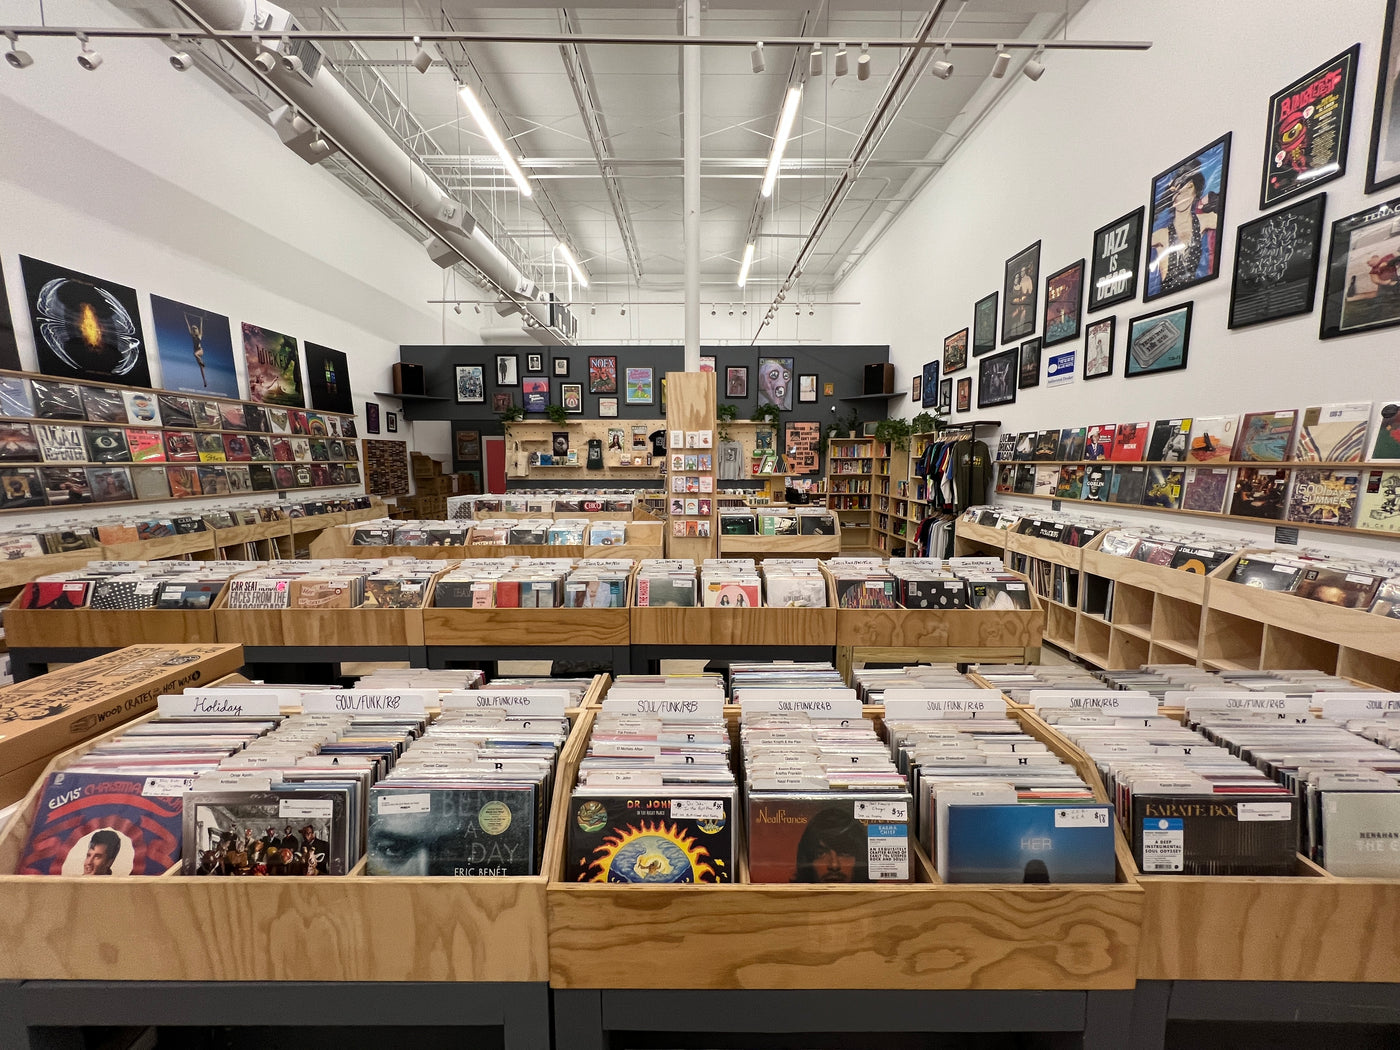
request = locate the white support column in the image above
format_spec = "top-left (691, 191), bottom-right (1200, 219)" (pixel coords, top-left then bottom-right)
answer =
top-left (682, 0), bottom-right (701, 370)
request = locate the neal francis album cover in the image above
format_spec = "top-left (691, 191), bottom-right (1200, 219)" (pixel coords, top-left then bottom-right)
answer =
top-left (747, 795), bottom-right (912, 884)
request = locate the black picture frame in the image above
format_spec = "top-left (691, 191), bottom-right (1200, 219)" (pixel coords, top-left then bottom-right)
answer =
top-left (495, 354), bottom-right (519, 387)
top-left (972, 292), bottom-right (998, 355)
top-left (1089, 207), bottom-right (1144, 312)
top-left (938, 378), bottom-right (952, 413)
top-left (943, 327), bottom-right (968, 373)
top-left (798, 374), bottom-right (818, 403)
top-left (912, 375), bottom-right (922, 401)
top-left (1083, 316), bottom-right (1116, 380)
top-left (1145, 133), bottom-right (1232, 301)
top-left (1018, 338), bottom-right (1042, 389)
top-left (1228, 191), bottom-right (1328, 329)
top-left (1125, 301), bottom-right (1193, 378)
top-left (561, 382), bottom-right (583, 414)
top-left (1001, 241), bottom-right (1041, 343)
top-left (553, 357), bottom-right (570, 377)
top-left (977, 348), bottom-right (1018, 408)
top-left (725, 365), bottom-right (748, 399)
top-left (365, 402), bottom-right (380, 434)
top-left (526, 353), bottom-right (544, 375)
top-left (454, 364), bottom-right (485, 404)
top-left (1320, 194), bottom-right (1400, 338)
top-left (921, 361), bottom-right (939, 408)
top-left (1369, 2), bottom-right (1400, 193)
top-left (956, 377), bottom-right (972, 412)
top-left (386, 410), bottom-right (398, 433)
top-left (1042, 259), bottom-right (1085, 347)
top-left (1261, 45), bottom-right (1359, 209)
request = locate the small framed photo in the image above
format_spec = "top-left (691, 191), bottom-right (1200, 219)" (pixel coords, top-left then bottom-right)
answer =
top-left (1126, 301), bottom-right (1193, 377)
top-left (956, 377), bottom-right (972, 412)
top-left (1083, 316), bottom-right (1116, 380)
top-left (921, 361), bottom-right (939, 408)
top-left (943, 327), bottom-right (968, 374)
top-left (939, 378), bottom-right (952, 413)
top-left (823, 382), bottom-right (834, 397)
top-left (972, 292), bottom-right (998, 355)
top-left (977, 347), bottom-right (1018, 408)
top-left (365, 402), bottom-right (380, 434)
top-left (526, 353), bottom-right (544, 374)
top-left (495, 354), bottom-right (519, 387)
top-left (1042, 259), bottom-right (1084, 347)
top-left (1018, 337), bottom-right (1042, 389)
top-left (588, 356), bottom-right (617, 393)
top-left (798, 374), bottom-right (818, 403)
top-left (386, 411), bottom-right (398, 433)
top-left (598, 396), bottom-right (618, 418)
top-left (492, 392), bottom-right (513, 414)
top-left (912, 375), bottom-right (922, 402)
top-left (553, 357), bottom-right (570, 377)
top-left (561, 382), bottom-right (583, 414)
top-left (455, 364), bottom-right (484, 404)
top-left (699, 356), bottom-right (716, 373)
top-left (626, 366), bottom-right (654, 405)
top-left (725, 365), bottom-right (748, 399)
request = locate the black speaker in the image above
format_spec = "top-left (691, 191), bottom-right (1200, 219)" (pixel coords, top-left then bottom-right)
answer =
top-left (863, 362), bottom-right (894, 395)
top-left (393, 362), bottom-right (425, 397)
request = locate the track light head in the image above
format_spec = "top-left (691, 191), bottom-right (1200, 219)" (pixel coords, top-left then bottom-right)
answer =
top-left (5, 31), bottom-right (33, 69)
top-left (809, 45), bottom-right (822, 78)
top-left (307, 132), bottom-right (328, 156)
top-left (620, 306), bottom-right (626, 316)
top-left (857, 43), bottom-right (870, 82)
top-left (711, 306), bottom-right (716, 316)
top-left (930, 46), bottom-right (953, 79)
top-left (253, 48), bottom-right (277, 73)
top-left (1022, 49), bottom-right (1045, 81)
top-left (991, 48), bottom-right (1011, 78)
top-left (76, 35), bottom-right (102, 71)
top-left (474, 304), bottom-right (482, 315)
top-left (751, 42), bottom-right (765, 74)
top-left (280, 51), bottom-right (303, 75)
top-left (834, 43), bottom-right (848, 78)
top-left (729, 306), bottom-right (735, 316)
top-left (410, 36), bottom-right (433, 73)
top-left (453, 303), bottom-right (462, 315)
top-left (170, 50), bottom-right (193, 71)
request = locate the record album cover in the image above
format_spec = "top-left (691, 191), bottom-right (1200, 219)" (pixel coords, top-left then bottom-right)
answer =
top-left (1295, 402), bottom-right (1369, 463)
top-left (0, 466), bottom-right (46, 508)
top-left (40, 466), bottom-right (91, 504)
top-left (86, 465), bottom-right (133, 503)
top-left (20, 256), bottom-right (152, 387)
top-left (368, 786), bottom-right (538, 876)
top-left (30, 380), bottom-right (84, 420)
top-left (0, 422), bottom-right (40, 462)
top-left (1230, 467), bottom-right (1289, 519)
top-left (1235, 410), bottom-right (1297, 462)
top-left (748, 795), bottom-right (912, 883)
top-left (242, 323), bottom-right (305, 407)
top-left (1286, 469), bottom-right (1360, 527)
top-left (150, 294), bottom-right (240, 399)
top-left (0, 377), bottom-right (33, 418)
top-left (1142, 466), bottom-right (1186, 508)
top-left (18, 772), bottom-right (184, 876)
top-left (1358, 468), bottom-right (1400, 533)
top-left (1181, 467), bottom-right (1231, 513)
top-left (566, 793), bottom-right (733, 883)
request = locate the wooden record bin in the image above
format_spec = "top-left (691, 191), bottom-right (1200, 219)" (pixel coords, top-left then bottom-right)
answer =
top-left (422, 572), bottom-right (634, 649)
top-left (0, 689), bottom-right (599, 983)
top-left (1015, 708), bottom-right (1400, 983)
top-left (546, 704), bottom-right (1142, 992)
top-left (310, 520), bottom-right (665, 563)
top-left (715, 518), bottom-right (843, 559)
top-left (7, 585), bottom-right (221, 648)
top-left (629, 597), bottom-right (836, 648)
top-left (278, 569), bottom-right (449, 648)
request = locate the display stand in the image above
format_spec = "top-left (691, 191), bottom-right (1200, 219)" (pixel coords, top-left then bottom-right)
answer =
top-left (715, 520), bottom-right (842, 560)
top-left (664, 371), bottom-right (717, 560)
top-left (310, 520), bottom-right (665, 562)
top-left (627, 605), bottom-right (837, 673)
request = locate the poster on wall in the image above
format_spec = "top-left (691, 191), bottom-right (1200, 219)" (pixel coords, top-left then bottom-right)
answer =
top-left (625, 367), bottom-right (653, 405)
top-left (938, 378), bottom-right (952, 413)
top-left (1320, 195), bottom-right (1400, 338)
top-left (1369, 2), bottom-right (1400, 192)
top-left (523, 377), bottom-right (549, 413)
top-left (1261, 45), bottom-right (1359, 208)
top-left (0, 264), bottom-right (23, 371)
top-left (1145, 133), bottom-right (1231, 301)
top-left (956, 377), bottom-right (972, 412)
top-left (1083, 317), bottom-right (1115, 380)
top-left (1228, 192), bottom-right (1327, 329)
top-left (784, 421), bottom-right (819, 474)
top-left (755, 357), bottom-right (793, 411)
top-left (304, 342), bottom-right (353, 415)
top-left (1001, 242), bottom-right (1040, 343)
top-left (972, 293), bottom-right (998, 355)
top-left (588, 355), bottom-right (617, 393)
top-left (150, 295), bottom-right (239, 399)
top-left (942, 328), bottom-right (968, 374)
top-left (1126, 302), bottom-right (1193, 377)
top-left (20, 256), bottom-right (151, 387)
top-left (1088, 208), bottom-right (1144, 312)
top-left (455, 365), bottom-right (485, 403)
top-left (242, 323), bottom-right (305, 407)
top-left (1042, 260), bottom-right (1084, 347)
top-left (977, 348), bottom-right (1017, 408)
top-left (921, 361), bottom-right (939, 408)
top-left (1046, 348), bottom-right (1076, 387)
top-left (1018, 338), bottom-right (1042, 389)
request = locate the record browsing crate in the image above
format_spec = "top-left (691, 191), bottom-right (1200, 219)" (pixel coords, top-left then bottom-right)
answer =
top-left (545, 703), bottom-right (1143, 991)
top-left (1014, 707), bottom-right (1400, 983)
top-left (0, 645), bottom-right (245, 807)
top-left (951, 518), bottom-right (1015, 560)
top-left (6, 588), bottom-right (223, 649)
top-left (0, 682), bottom-right (603, 983)
top-left (715, 518), bottom-right (843, 559)
top-left (628, 592), bottom-right (837, 648)
top-left (421, 569), bottom-right (635, 648)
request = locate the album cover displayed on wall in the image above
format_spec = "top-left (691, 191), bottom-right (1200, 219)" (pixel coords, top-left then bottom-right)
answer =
top-left (31, 380), bottom-right (84, 420)
top-left (84, 427), bottom-right (130, 463)
top-left (304, 342), bottom-right (353, 415)
top-left (19, 256), bottom-right (152, 387)
top-left (242, 323), bottom-right (305, 407)
top-left (1109, 421), bottom-right (1149, 461)
top-left (0, 466), bottom-right (46, 509)
top-left (1295, 402), bottom-right (1369, 462)
top-left (18, 772), bottom-right (185, 876)
top-left (1142, 466), bottom-right (1186, 508)
top-left (150, 294), bottom-right (240, 399)
top-left (1083, 425), bottom-right (1116, 460)
top-left (1146, 418), bottom-right (1192, 462)
top-left (167, 465), bottom-right (201, 498)
top-left (0, 422), bottom-right (40, 462)
top-left (1230, 467), bottom-right (1289, 519)
top-left (1110, 464), bottom-right (1149, 505)
top-left (0, 377), bottom-right (33, 418)
top-left (1186, 415), bottom-right (1239, 462)
top-left (130, 465), bottom-right (172, 501)
top-left (87, 465), bottom-right (133, 503)
top-left (157, 395), bottom-right (196, 429)
top-left (1181, 467), bottom-right (1231, 513)
top-left (40, 466), bottom-right (91, 505)
top-left (1358, 468), bottom-right (1400, 533)
top-left (1081, 464), bottom-right (1113, 501)
top-left (1235, 410), bottom-right (1297, 461)
top-left (126, 429), bottom-right (165, 463)
top-left (79, 386), bottom-right (127, 424)
top-left (1287, 469), bottom-right (1360, 527)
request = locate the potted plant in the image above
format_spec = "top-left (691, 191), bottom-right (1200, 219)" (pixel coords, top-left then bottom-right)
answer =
top-left (546, 403), bottom-right (569, 425)
top-left (497, 403), bottom-right (525, 424)
top-left (750, 402), bottom-right (781, 426)
top-left (716, 403), bottom-right (738, 442)
top-left (874, 417), bottom-right (913, 451)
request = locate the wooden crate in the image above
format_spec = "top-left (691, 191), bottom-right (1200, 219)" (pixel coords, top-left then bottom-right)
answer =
top-left (424, 606), bottom-right (631, 648)
top-left (99, 531), bottom-right (217, 561)
top-left (0, 550), bottom-right (101, 590)
top-left (0, 701), bottom-right (593, 982)
top-left (212, 584), bottom-right (286, 648)
top-left (716, 526), bottom-right (843, 559)
top-left (630, 605), bottom-right (836, 647)
top-left (5, 605), bottom-right (220, 648)
top-left (1209, 572), bottom-right (1400, 662)
top-left (546, 708), bottom-right (1142, 990)
top-left (1080, 547), bottom-right (1208, 605)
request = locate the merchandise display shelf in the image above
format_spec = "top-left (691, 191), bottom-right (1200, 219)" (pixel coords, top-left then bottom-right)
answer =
top-left (546, 707), bottom-right (1143, 991)
top-left (1002, 530), bottom-right (1085, 568)
top-left (952, 519), bottom-right (1014, 560)
top-left (0, 702), bottom-right (594, 984)
top-left (715, 525), bottom-right (842, 559)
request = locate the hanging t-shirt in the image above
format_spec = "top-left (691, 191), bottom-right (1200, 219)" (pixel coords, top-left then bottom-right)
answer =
top-left (717, 440), bottom-right (745, 481)
top-left (586, 438), bottom-right (603, 469)
top-left (649, 429), bottom-right (667, 458)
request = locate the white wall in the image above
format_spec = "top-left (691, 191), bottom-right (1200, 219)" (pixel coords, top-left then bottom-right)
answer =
top-left (0, 8), bottom-right (484, 528)
top-left (576, 302), bottom-right (833, 345)
top-left (834, 0), bottom-right (1397, 554)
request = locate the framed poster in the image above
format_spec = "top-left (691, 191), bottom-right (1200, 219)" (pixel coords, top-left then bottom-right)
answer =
top-left (1146, 133), bottom-right (1231, 301)
top-left (972, 292), bottom-right (998, 355)
top-left (1088, 208), bottom-right (1144, 312)
top-left (561, 382), bottom-right (583, 414)
top-left (699, 355), bottom-right (716, 373)
top-left (19, 256), bottom-right (152, 387)
top-left (553, 357), bottom-right (570, 377)
top-left (756, 357), bottom-right (793, 411)
top-left (943, 327), bottom-right (968, 373)
top-left (304, 342), bottom-right (353, 414)
top-left (366, 402), bottom-right (380, 434)
top-left (1262, 45), bottom-right (1359, 208)
top-left (939, 378), bottom-right (952, 413)
top-left (1001, 241), bottom-right (1041, 343)
top-left (625, 367), bottom-right (654, 405)
top-left (921, 361), bottom-right (939, 408)
top-left (1018, 337), bottom-right (1042, 389)
top-left (1229, 191), bottom-right (1328, 329)
top-left (598, 396), bottom-right (618, 417)
top-left (1042, 260), bottom-right (1084, 347)
top-left (726, 366), bottom-right (748, 399)
top-left (1320, 194), bottom-right (1400, 338)
top-left (978, 348), bottom-right (1017, 408)
top-left (492, 392), bottom-right (513, 414)
top-left (1369, 3), bottom-right (1400, 192)
top-left (798, 374), bottom-right (818, 403)
top-left (386, 411), bottom-right (398, 433)
top-left (495, 354), bottom-right (519, 387)
top-left (1126, 301), bottom-right (1193, 377)
top-left (956, 377), bottom-right (972, 413)
top-left (526, 353), bottom-right (544, 374)
top-left (455, 429), bottom-right (481, 461)
top-left (823, 382), bottom-right (834, 396)
top-left (455, 364), bottom-right (485, 403)
top-left (912, 375), bottom-right (922, 402)
top-left (1046, 347), bottom-right (1076, 386)
top-left (0, 263), bottom-right (19, 371)
top-left (588, 355), bottom-right (617, 393)
top-left (241, 322), bottom-right (305, 407)
top-left (150, 295), bottom-right (239, 399)
top-left (523, 377), bottom-right (549, 413)
top-left (1083, 316), bottom-right (1116, 380)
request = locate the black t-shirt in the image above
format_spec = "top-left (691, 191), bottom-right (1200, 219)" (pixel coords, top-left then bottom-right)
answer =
top-left (586, 438), bottom-right (603, 469)
top-left (649, 429), bottom-right (667, 457)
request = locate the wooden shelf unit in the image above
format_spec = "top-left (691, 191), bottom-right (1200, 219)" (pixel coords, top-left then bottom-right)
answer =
top-left (825, 437), bottom-right (875, 549)
top-left (870, 440), bottom-right (911, 555)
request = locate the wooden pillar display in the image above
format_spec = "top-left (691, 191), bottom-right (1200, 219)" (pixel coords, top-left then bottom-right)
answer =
top-left (663, 371), bottom-right (718, 560)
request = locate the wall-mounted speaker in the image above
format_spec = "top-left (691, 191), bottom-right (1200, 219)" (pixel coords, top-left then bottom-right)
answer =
top-left (863, 362), bottom-right (894, 396)
top-left (393, 362), bottom-right (426, 397)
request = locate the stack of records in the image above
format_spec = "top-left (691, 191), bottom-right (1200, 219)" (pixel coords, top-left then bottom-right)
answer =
top-left (760, 559), bottom-right (827, 608)
top-left (719, 511), bottom-right (756, 535)
top-left (562, 565), bottom-right (631, 608)
top-left (848, 665), bottom-right (979, 704)
top-left (827, 557), bottom-right (898, 609)
top-left (729, 661), bottom-right (847, 703)
top-left (548, 519), bottom-right (588, 545)
top-left (888, 557), bottom-right (965, 609)
top-left (634, 559), bottom-right (698, 607)
top-left (588, 522), bottom-right (627, 545)
top-left (700, 558), bottom-right (762, 608)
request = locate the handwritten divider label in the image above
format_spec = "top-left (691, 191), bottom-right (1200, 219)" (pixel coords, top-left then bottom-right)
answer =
top-left (1178, 693), bottom-right (1309, 716)
top-left (299, 690), bottom-right (433, 715)
top-left (883, 689), bottom-right (1005, 719)
top-left (739, 697), bottom-right (865, 721)
top-left (1318, 693), bottom-right (1400, 719)
top-left (158, 691), bottom-right (283, 718)
top-left (601, 696), bottom-right (725, 720)
top-left (1029, 690), bottom-right (1157, 716)
top-left (443, 690), bottom-right (569, 717)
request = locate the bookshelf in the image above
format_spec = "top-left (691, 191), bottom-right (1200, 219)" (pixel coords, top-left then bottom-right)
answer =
top-left (824, 437), bottom-right (874, 550)
top-left (870, 439), bottom-right (910, 555)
